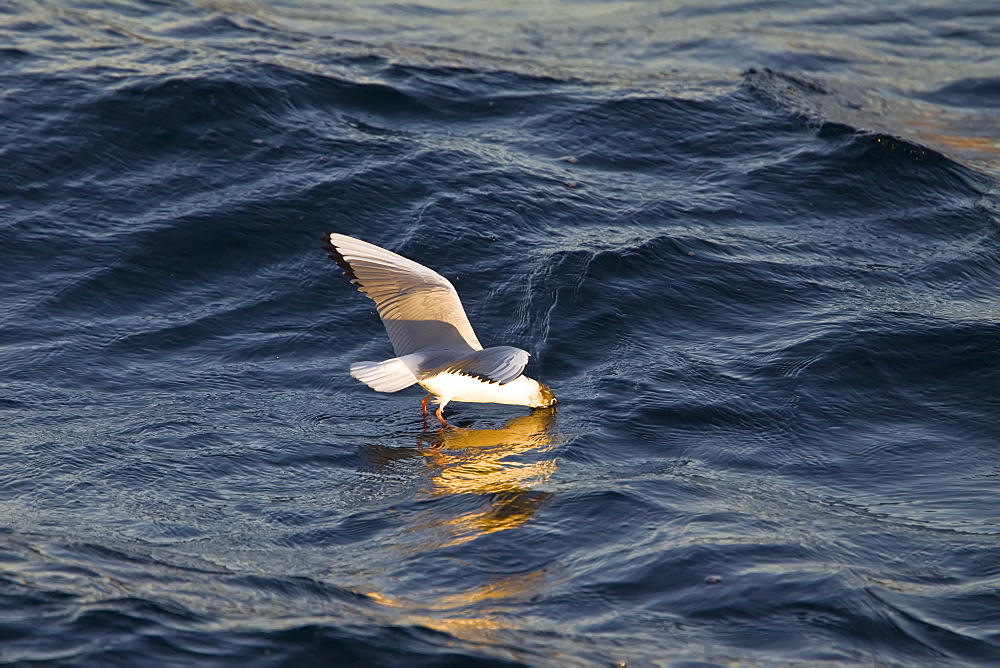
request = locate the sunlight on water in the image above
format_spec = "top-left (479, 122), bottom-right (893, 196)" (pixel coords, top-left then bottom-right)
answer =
top-left (351, 411), bottom-right (564, 648)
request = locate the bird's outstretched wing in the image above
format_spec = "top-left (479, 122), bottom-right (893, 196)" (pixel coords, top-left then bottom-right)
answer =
top-left (323, 233), bottom-right (483, 356)
top-left (422, 346), bottom-right (530, 385)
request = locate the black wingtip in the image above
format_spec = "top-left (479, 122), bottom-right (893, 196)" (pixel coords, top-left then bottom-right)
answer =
top-left (320, 232), bottom-right (359, 282)
top-left (469, 372), bottom-right (503, 385)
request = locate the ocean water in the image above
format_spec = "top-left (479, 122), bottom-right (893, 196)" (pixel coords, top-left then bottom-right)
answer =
top-left (1, 0), bottom-right (999, 664)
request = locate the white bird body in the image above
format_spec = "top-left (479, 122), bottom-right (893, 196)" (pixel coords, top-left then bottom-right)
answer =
top-left (322, 233), bottom-right (556, 424)
top-left (419, 372), bottom-right (551, 408)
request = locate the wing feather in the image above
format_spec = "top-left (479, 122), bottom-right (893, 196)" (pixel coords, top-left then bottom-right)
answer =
top-left (323, 233), bottom-right (483, 356)
top-left (423, 346), bottom-right (530, 385)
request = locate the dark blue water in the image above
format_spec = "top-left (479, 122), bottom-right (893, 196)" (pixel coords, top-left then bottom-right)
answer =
top-left (2, 1), bottom-right (999, 664)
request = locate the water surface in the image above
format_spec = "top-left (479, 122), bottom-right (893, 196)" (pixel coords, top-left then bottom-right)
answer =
top-left (1, 0), bottom-right (999, 664)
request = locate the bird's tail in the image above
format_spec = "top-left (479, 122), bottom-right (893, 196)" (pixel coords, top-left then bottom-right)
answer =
top-left (350, 356), bottom-right (420, 393)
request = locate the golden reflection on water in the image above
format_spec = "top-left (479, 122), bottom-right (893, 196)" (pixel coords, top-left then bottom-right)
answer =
top-left (415, 410), bottom-right (561, 547)
top-left (364, 568), bottom-right (551, 641)
top-left (362, 409), bottom-right (565, 644)
top-left (895, 108), bottom-right (1000, 177)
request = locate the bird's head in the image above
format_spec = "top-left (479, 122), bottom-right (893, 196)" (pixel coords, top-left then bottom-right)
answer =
top-left (529, 381), bottom-right (557, 409)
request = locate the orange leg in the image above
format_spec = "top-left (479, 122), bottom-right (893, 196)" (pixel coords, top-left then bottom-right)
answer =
top-left (434, 404), bottom-right (450, 426)
top-left (421, 394), bottom-right (432, 417)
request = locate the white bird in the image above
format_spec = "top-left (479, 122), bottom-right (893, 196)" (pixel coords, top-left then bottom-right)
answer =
top-left (322, 233), bottom-right (556, 425)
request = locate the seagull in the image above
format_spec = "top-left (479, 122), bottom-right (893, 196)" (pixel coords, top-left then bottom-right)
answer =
top-left (322, 233), bottom-right (556, 425)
